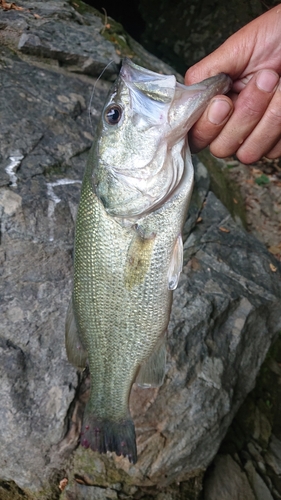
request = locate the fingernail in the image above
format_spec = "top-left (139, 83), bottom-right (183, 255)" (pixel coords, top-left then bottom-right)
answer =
top-left (207, 99), bottom-right (232, 125)
top-left (256, 70), bottom-right (279, 92)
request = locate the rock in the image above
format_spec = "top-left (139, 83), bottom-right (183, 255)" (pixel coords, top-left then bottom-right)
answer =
top-left (0, 0), bottom-right (182, 81)
top-left (252, 407), bottom-right (272, 447)
top-left (203, 455), bottom-right (256, 500)
top-left (247, 441), bottom-right (263, 465)
top-left (138, 0), bottom-right (264, 72)
top-left (265, 435), bottom-right (281, 476)
top-left (65, 484), bottom-right (118, 500)
top-left (0, 1), bottom-right (281, 498)
top-left (244, 460), bottom-right (274, 500)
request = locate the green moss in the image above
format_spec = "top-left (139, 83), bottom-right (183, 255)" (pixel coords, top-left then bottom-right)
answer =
top-left (66, 447), bottom-right (134, 489)
top-left (255, 174), bottom-right (270, 186)
top-left (69, 0), bottom-right (134, 57)
top-left (198, 149), bottom-right (247, 227)
top-left (0, 481), bottom-right (34, 500)
top-left (0, 481), bottom-right (62, 500)
top-left (103, 29), bottom-right (132, 53)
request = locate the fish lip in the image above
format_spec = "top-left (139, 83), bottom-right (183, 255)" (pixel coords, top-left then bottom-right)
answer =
top-left (120, 58), bottom-right (144, 84)
top-left (120, 57), bottom-right (176, 86)
top-left (120, 57), bottom-right (154, 82)
top-left (216, 72), bottom-right (232, 94)
top-left (206, 72), bottom-right (232, 94)
top-left (121, 58), bottom-right (232, 96)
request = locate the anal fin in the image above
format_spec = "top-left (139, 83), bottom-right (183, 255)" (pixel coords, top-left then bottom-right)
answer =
top-left (65, 297), bottom-right (88, 369)
top-left (136, 339), bottom-right (166, 388)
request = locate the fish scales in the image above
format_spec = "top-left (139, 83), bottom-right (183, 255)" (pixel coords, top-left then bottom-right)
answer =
top-left (66, 58), bottom-right (231, 463)
top-left (73, 170), bottom-right (180, 411)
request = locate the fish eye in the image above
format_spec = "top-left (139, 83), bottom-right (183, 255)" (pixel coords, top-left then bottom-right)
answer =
top-left (104, 105), bottom-right (122, 125)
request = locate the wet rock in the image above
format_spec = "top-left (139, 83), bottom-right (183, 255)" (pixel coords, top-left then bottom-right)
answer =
top-left (0, 1), bottom-right (281, 498)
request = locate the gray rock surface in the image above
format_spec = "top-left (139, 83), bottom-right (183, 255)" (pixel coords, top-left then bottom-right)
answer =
top-left (265, 435), bottom-right (281, 476)
top-left (204, 454), bottom-right (256, 500)
top-left (245, 460), bottom-right (274, 500)
top-left (0, 1), bottom-right (281, 499)
top-left (203, 335), bottom-right (281, 500)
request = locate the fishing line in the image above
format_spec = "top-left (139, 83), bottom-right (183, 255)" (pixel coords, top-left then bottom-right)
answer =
top-left (88, 60), bottom-right (116, 131)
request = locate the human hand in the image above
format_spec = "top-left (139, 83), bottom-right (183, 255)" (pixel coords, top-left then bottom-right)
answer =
top-left (185, 5), bottom-right (281, 163)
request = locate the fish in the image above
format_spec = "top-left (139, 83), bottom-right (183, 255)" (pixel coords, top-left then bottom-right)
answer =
top-left (65, 58), bottom-right (231, 464)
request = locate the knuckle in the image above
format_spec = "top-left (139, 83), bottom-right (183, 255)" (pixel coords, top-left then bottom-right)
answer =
top-left (210, 139), bottom-right (236, 158)
top-left (190, 128), bottom-right (206, 144)
top-left (266, 142), bottom-right (281, 159)
top-left (189, 126), bottom-right (210, 151)
top-left (242, 99), bottom-right (262, 118)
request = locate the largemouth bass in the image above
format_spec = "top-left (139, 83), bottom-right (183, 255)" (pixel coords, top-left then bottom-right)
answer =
top-left (65, 59), bottom-right (231, 463)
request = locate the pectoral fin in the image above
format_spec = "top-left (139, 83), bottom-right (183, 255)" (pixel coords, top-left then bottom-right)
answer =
top-left (136, 339), bottom-right (166, 388)
top-left (167, 234), bottom-right (183, 290)
top-left (65, 298), bottom-right (88, 369)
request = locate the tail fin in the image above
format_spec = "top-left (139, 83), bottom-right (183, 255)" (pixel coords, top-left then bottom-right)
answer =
top-left (80, 410), bottom-right (137, 464)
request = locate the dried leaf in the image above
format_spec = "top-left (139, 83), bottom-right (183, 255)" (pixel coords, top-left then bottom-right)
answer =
top-left (59, 478), bottom-right (68, 491)
top-left (196, 216), bottom-right (203, 223)
top-left (270, 263), bottom-right (277, 272)
top-left (268, 246), bottom-right (281, 255)
top-left (0, 0), bottom-right (24, 10)
top-left (33, 13), bottom-right (41, 18)
top-left (191, 257), bottom-right (201, 271)
top-left (233, 198), bottom-right (238, 204)
top-left (219, 227), bottom-right (230, 233)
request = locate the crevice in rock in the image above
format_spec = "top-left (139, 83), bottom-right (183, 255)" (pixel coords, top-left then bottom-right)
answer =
top-left (53, 369), bottom-right (90, 460)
